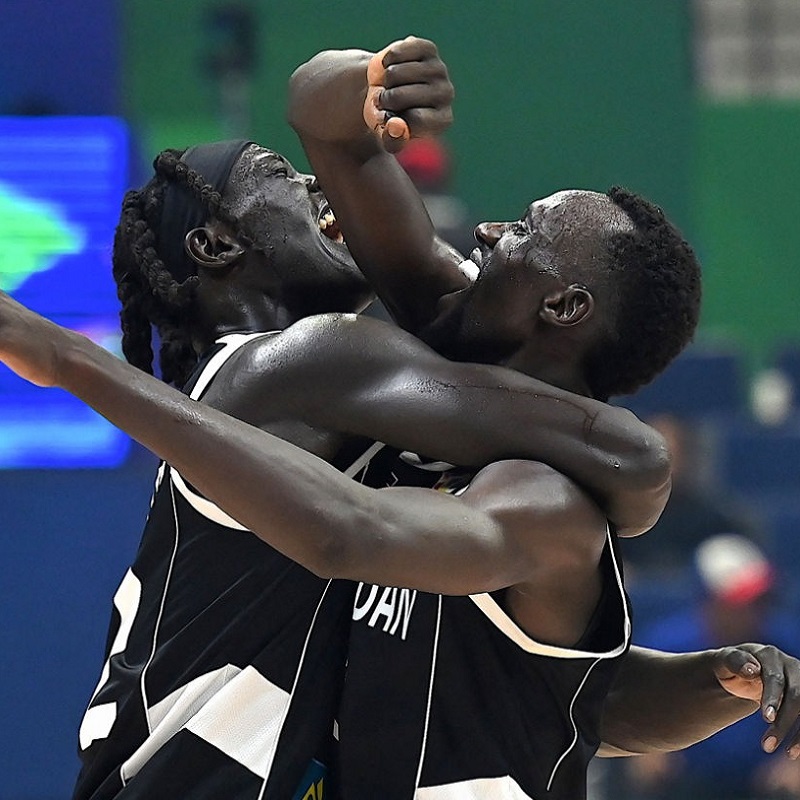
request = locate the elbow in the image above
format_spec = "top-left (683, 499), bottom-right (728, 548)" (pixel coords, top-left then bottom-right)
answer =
top-left (604, 412), bottom-right (673, 538)
top-left (286, 58), bottom-right (318, 133)
top-left (617, 412), bottom-right (673, 493)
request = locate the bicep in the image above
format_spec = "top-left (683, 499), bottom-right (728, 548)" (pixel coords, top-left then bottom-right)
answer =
top-left (338, 461), bottom-right (606, 596)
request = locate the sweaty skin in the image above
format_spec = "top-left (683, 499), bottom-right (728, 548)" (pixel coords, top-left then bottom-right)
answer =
top-left (288, 40), bottom-right (670, 535)
top-left (0, 289), bottom-right (799, 756)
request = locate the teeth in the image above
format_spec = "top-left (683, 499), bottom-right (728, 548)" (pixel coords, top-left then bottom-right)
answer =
top-left (319, 211), bottom-right (336, 230)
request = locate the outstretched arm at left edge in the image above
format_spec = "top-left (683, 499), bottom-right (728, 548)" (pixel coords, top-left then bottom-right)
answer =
top-left (598, 645), bottom-right (800, 758)
top-left (0, 292), bottom-right (600, 598)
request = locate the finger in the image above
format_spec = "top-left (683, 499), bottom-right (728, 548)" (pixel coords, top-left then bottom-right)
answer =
top-left (381, 116), bottom-right (410, 153)
top-left (716, 645), bottom-right (762, 683)
top-left (767, 655), bottom-right (800, 753)
top-left (755, 647), bottom-right (787, 726)
top-left (381, 59), bottom-right (450, 91)
top-left (366, 40), bottom-right (407, 86)
top-left (399, 106), bottom-right (453, 139)
top-left (381, 82), bottom-right (454, 115)
top-left (381, 36), bottom-right (439, 68)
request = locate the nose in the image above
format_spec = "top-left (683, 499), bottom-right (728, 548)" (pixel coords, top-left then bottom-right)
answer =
top-left (474, 222), bottom-right (506, 246)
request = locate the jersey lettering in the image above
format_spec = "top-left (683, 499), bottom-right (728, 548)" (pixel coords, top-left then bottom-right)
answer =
top-left (352, 583), bottom-right (417, 640)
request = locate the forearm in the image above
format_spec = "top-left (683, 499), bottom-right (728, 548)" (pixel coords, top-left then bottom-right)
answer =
top-left (288, 48), bottom-right (466, 332)
top-left (48, 332), bottom-right (376, 573)
top-left (598, 646), bottom-right (757, 756)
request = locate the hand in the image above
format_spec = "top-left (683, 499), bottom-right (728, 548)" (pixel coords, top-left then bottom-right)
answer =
top-left (0, 290), bottom-right (64, 388)
top-left (362, 36), bottom-right (454, 154)
top-left (713, 644), bottom-right (800, 757)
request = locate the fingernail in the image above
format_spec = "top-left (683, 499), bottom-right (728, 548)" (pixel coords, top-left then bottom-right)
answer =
top-left (765, 736), bottom-right (778, 752)
top-left (766, 706), bottom-right (777, 723)
top-left (790, 746), bottom-right (800, 760)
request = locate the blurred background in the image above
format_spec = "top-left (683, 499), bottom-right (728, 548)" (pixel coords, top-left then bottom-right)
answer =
top-left (3, 0), bottom-right (800, 797)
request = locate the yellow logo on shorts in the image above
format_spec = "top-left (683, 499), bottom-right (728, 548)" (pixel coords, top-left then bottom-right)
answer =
top-left (300, 778), bottom-right (324, 800)
top-left (293, 759), bottom-right (327, 800)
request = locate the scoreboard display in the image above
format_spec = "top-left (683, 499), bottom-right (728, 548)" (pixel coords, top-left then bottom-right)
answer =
top-left (0, 116), bottom-right (131, 467)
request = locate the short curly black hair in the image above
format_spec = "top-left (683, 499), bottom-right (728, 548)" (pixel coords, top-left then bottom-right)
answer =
top-left (581, 186), bottom-right (702, 401)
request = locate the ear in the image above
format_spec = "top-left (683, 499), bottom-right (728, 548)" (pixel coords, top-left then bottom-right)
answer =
top-left (184, 224), bottom-right (246, 270)
top-left (539, 284), bottom-right (595, 327)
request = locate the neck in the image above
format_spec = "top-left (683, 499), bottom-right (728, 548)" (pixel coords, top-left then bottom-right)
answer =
top-left (504, 343), bottom-right (592, 397)
top-left (192, 293), bottom-right (296, 353)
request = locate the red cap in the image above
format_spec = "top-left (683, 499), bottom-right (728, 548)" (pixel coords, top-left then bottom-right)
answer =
top-left (396, 138), bottom-right (450, 188)
top-left (695, 534), bottom-right (774, 606)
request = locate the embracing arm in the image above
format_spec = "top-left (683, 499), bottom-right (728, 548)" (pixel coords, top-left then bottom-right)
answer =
top-left (288, 42), bottom-right (670, 535)
top-left (222, 314), bottom-right (670, 536)
top-left (598, 644), bottom-right (800, 757)
top-left (0, 295), bottom-right (602, 598)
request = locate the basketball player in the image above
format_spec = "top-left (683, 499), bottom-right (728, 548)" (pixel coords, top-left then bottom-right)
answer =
top-left (16, 43), bottom-right (671, 800)
top-left (1, 36), bottom-right (795, 800)
top-left (285, 38), bottom-right (800, 797)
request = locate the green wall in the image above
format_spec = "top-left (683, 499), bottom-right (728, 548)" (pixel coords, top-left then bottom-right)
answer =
top-left (125, 0), bottom-right (800, 364)
top-left (124, 0), bottom-right (693, 224)
top-left (693, 103), bottom-right (800, 365)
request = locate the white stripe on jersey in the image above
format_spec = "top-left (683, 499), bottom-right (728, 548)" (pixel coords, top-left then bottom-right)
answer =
top-left (189, 332), bottom-right (277, 401)
top-left (413, 595), bottom-right (442, 793)
top-left (185, 665), bottom-right (292, 780)
top-left (546, 658), bottom-right (602, 792)
top-left (468, 527), bottom-right (630, 660)
top-left (170, 465), bottom-right (249, 530)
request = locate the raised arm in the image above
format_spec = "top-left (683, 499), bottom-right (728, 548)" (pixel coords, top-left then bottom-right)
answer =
top-left (287, 38), bottom-right (470, 333)
top-left (598, 644), bottom-right (800, 758)
top-left (288, 39), bottom-right (671, 535)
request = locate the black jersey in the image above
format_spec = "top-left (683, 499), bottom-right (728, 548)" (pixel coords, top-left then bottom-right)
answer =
top-left (73, 333), bottom-right (362, 800)
top-left (336, 446), bottom-right (631, 800)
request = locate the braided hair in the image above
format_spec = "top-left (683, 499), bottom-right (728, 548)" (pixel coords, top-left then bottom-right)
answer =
top-left (112, 147), bottom-right (248, 388)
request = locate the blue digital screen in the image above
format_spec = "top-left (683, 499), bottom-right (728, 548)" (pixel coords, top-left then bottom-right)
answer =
top-left (0, 116), bottom-right (131, 468)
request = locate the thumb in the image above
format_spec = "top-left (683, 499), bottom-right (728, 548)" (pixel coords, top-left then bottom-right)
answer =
top-left (363, 48), bottom-right (410, 148)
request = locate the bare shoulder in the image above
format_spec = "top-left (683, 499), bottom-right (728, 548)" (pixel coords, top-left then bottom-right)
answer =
top-left (463, 460), bottom-right (606, 530)
top-left (462, 460), bottom-right (610, 645)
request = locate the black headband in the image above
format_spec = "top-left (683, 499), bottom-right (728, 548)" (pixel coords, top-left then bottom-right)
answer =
top-left (158, 139), bottom-right (253, 283)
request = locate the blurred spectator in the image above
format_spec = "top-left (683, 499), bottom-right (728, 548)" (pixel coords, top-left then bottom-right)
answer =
top-left (622, 413), bottom-right (761, 581)
top-left (606, 534), bottom-right (800, 800)
top-left (364, 138), bottom-right (476, 323)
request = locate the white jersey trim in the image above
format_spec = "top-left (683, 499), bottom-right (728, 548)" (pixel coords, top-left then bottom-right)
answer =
top-left (546, 657), bottom-right (602, 791)
top-left (468, 526), bottom-right (630, 659)
top-left (188, 331), bottom-right (277, 401)
top-left (172, 330), bottom-right (383, 528)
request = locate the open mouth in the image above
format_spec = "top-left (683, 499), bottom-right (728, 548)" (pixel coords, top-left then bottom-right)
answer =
top-left (318, 204), bottom-right (344, 244)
